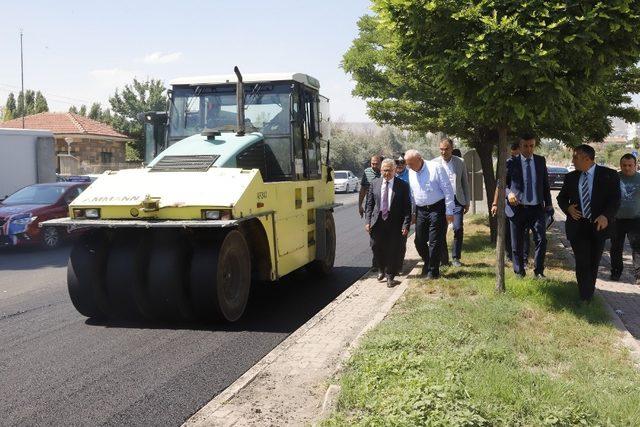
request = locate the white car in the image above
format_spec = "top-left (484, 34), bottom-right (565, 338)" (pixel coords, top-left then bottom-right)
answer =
top-left (334, 170), bottom-right (360, 193)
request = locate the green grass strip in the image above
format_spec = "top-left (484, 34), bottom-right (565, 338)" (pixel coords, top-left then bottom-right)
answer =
top-left (324, 216), bottom-right (640, 426)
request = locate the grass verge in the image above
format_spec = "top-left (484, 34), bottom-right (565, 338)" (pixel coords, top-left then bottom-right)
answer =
top-left (323, 216), bottom-right (640, 426)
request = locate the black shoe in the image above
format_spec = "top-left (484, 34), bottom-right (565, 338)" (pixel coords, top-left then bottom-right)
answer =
top-left (377, 272), bottom-right (385, 282)
top-left (421, 265), bottom-right (429, 276)
top-left (425, 272), bottom-right (439, 280)
top-left (387, 276), bottom-right (395, 288)
top-left (610, 272), bottom-right (621, 281)
top-left (534, 273), bottom-right (546, 279)
top-left (371, 266), bottom-right (379, 273)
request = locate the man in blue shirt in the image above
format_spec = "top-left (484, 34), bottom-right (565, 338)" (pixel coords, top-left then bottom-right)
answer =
top-left (506, 134), bottom-right (553, 278)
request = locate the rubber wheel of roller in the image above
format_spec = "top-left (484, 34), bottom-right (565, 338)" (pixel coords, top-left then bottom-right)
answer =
top-left (190, 230), bottom-right (251, 322)
top-left (307, 211), bottom-right (336, 277)
top-left (67, 231), bottom-right (109, 319)
top-left (147, 232), bottom-right (194, 321)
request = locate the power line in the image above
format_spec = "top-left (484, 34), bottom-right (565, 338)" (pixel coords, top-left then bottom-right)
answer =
top-left (0, 83), bottom-right (94, 104)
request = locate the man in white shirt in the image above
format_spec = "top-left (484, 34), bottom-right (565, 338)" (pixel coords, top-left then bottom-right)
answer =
top-left (405, 149), bottom-right (455, 279)
top-left (437, 138), bottom-right (470, 267)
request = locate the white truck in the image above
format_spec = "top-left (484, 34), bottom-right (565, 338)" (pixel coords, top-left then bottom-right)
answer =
top-left (0, 128), bottom-right (56, 198)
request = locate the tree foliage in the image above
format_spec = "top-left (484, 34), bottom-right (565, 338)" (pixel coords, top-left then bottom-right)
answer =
top-left (108, 78), bottom-right (167, 160)
top-left (355, 0), bottom-right (640, 291)
top-left (3, 93), bottom-right (16, 121)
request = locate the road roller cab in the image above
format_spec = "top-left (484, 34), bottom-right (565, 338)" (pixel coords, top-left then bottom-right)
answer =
top-left (46, 68), bottom-right (337, 323)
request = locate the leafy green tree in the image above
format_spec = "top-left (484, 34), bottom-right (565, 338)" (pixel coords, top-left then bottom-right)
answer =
top-left (3, 93), bottom-right (16, 121)
top-left (33, 91), bottom-right (48, 113)
top-left (78, 105), bottom-right (87, 116)
top-left (109, 78), bottom-right (167, 160)
top-left (88, 103), bottom-right (102, 120)
top-left (373, 0), bottom-right (640, 291)
top-left (15, 91), bottom-right (25, 118)
top-left (68, 105), bottom-right (79, 114)
top-left (24, 90), bottom-right (35, 115)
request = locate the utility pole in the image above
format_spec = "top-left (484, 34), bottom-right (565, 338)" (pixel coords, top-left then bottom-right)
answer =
top-left (20, 29), bottom-right (25, 129)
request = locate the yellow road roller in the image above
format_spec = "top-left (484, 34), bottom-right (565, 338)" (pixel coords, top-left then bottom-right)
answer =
top-left (44, 67), bottom-right (337, 322)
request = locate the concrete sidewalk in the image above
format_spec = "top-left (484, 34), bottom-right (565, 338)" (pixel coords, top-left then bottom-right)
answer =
top-left (184, 236), bottom-right (420, 426)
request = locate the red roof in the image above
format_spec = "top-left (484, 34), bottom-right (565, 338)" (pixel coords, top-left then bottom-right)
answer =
top-left (0, 112), bottom-right (129, 140)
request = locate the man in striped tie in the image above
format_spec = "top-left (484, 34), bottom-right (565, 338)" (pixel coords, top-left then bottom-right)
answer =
top-left (557, 144), bottom-right (621, 301)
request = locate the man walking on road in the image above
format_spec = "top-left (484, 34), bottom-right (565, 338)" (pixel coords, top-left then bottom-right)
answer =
top-left (358, 155), bottom-right (382, 271)
top-left (405, 149), bottom-right (455, 279)
top-left (365, 159), bottom-right (411, 287)
top-left (506, 135), bottom-right (553, 278)
top-left (557, 144), bottom-right (621, 301)
top-left (610, 153), bottom-right (640, 285)
top-left (437, 138), bottom-right (470, 267)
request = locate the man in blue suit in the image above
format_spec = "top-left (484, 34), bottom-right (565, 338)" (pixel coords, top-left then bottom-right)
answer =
top-left (506, 135), bottom-right (554, 278)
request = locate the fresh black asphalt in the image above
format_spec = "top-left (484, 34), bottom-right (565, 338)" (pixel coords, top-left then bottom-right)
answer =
top-left (0, 193), bottom-right (371, 426)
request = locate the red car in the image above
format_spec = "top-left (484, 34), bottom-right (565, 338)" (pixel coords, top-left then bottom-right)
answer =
top-left (0, 182), bottom-right (89, 248)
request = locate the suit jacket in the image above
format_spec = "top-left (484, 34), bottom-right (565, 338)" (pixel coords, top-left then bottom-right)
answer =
top-left (506, 154), bottom-right (552, 217)
top-left (556, 165), bottom-right (621, 240)
top-left (365, 177), bottom-right (411, 231)
top-left (437, 155), bottom-right (470, 205)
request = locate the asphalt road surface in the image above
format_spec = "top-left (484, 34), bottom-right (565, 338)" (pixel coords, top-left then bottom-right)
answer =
top-left (0, 193), bottom-right (370, 426)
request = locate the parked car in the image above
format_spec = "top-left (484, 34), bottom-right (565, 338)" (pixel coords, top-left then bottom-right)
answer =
top-left (0, 182), bottom-right (89, 248)
top-left (547, 166), bottom-right (569, 189)
top-left (334, 170), bottom-right (360, 193)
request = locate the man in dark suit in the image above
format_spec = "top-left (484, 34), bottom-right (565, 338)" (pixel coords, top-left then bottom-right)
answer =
top-left (506, 135), bottom-right (554, 278)
top-left (365, 158), bottom-right (412, 287)
top-left (557, 144), bottom-right (621, 301)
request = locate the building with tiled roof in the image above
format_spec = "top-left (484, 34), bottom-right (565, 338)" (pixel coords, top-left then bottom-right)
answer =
top-left (0, 112), bottom-right (131, 174)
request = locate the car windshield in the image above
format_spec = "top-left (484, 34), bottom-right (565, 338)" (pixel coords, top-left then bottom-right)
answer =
top-left (3, 185), bottom-right (66, 205)
top-left (335, 172), bottom-right (348, 179)
top-left (169, 82), bottom-right (293, 141)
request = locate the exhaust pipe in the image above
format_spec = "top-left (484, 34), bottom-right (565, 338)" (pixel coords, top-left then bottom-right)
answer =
top-left (234, 66), bottom-right (245, 136)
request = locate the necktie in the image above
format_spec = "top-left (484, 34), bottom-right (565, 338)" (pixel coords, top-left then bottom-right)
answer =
top-left (382, 181), bottom-right (389, 220)
top-left (581, 172), bottom-right (591, 220)
top-left (525, 158), bottom-right (533, 203)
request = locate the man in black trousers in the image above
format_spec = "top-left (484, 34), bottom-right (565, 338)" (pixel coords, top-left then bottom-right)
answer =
top-left (557, 144), bottom-right (621, 301)
top-left (365, 158), bottom-right (412, 287)
top-left (506, 135), bottom-right (553, 278)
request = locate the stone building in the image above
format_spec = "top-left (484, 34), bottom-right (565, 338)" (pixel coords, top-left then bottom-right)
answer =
top-left (0, 112), bottom-right (131, 174)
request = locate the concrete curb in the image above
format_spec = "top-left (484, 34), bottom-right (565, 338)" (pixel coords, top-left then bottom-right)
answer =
top-left (183, 236), bottom-right (418, 426)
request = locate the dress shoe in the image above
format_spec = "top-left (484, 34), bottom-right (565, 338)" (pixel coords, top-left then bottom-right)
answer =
top-left (452, 259), bottom-right (462, 267)
top-left (371, 266), bottom-right (379, 273)
top-left (534, 273), bottom-right (546, 280)
top-left (377, 272), bottom-right (385, 282)
top-left (425, 272), bottom-right (439, 280)
top-left (421, 265), bottom-right (429, 276)
top-left (387, 276), bottom-right (396, 288)
top-left (610, 272), bottom-right (621, 281)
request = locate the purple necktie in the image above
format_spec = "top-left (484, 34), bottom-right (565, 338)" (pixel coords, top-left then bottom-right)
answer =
top-left (382, 180), bottom-right (389, 220)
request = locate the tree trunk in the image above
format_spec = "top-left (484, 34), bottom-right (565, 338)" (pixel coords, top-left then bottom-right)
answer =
top-left (474, 139), bottom-right (497, 242)
top-left (495, 127), bottom-right (508, 293)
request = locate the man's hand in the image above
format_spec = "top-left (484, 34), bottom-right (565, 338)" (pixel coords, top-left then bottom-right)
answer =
top-left (491, 205), bottom-right (498, 217)
top-left (567, 204), bottom-right (582, 221)
top-left (365, 223), bottom-right (371, 233)
top-left (402, 227), bottom-right (409, 237)
top-left (446, 215), bottom-right (454, 224)
top-left (594, 215), bottom-right (609, 231)
top-left (507, 192), bottom-right (519, 206)
top-left (411, 214), bottom-right (416, 225)
top-left (464, 204), bottom-right (470, 214)
top-left (358, 205), bottom-right (364, 218)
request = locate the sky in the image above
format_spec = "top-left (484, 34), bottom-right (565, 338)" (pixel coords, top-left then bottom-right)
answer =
top-left (0, 0), bottom-right (373, 122)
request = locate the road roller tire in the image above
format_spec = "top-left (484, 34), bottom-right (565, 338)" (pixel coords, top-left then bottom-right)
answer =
top-left (190, 230), bottom-right (251, 322)
top-left (308, 211), bottom-right (336, 277)
top-left (105, 234), bottom-right (153, 320)
top-left (147, 232), bottom-right (194, 321)
top-left (67, 231), bottom-right (109, 319)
